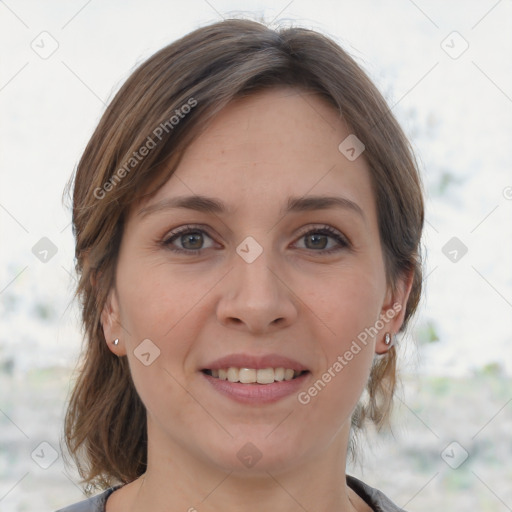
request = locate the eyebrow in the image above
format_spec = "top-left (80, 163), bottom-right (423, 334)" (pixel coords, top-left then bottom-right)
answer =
top-left (137, 194), bottom-right (366, 221)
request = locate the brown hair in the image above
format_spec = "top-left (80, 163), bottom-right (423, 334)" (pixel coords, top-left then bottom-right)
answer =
top-left (62, 18), bottom-right (424, 491)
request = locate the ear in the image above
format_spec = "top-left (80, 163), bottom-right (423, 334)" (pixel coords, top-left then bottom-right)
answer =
top-left (85, 252), bottom-right (126, 357)
top-left (375, 267), bottom-right (415, 355)
top-left (100, 286), bottom-right (127, 357)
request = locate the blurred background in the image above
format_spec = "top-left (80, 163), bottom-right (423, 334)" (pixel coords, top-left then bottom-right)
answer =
top-left (1, 0), bottom-right (511, 510)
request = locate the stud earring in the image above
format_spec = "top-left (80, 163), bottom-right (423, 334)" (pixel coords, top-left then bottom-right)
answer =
top-left (113, 338), bottom-right (119, 346)
top-left (384, 332), bottom-right (392, 345)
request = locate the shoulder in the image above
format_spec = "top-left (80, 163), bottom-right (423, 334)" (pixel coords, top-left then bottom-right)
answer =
top-left (54, 485), bottom-right (123, 512)
top-left (346, 475), bottom-right (407, 512)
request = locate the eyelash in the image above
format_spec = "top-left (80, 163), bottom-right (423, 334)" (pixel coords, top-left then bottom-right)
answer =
top-left (161, 224), bottom-right (351, 255)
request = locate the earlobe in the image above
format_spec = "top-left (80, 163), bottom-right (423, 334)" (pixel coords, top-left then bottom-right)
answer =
top-left (100, 288), bottom-right (125, 356)
top-left (375, 331), bottom-right (395, 355)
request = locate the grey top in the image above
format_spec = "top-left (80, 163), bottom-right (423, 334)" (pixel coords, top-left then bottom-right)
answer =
top-left (55, 475), bottom-right (407, 512)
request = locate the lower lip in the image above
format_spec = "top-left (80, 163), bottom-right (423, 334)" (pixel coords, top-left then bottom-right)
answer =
top-left (200, 371), bottom-right (310, 404)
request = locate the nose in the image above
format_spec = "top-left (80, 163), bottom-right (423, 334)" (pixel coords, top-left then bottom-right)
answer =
top-left (216, 245), bottom-right (298, 335)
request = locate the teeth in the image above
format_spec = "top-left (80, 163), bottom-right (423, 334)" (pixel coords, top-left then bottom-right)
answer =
top-left (227, 367), bottom-right (239, 382)
top-left (256, 368), bottom-right (274, 384)
top-left (207, 367), bottom-right (302, 384)
top-left (274, 367), bottom-right (285, 381)
top-left (239, 368), bottom-right (257, 383)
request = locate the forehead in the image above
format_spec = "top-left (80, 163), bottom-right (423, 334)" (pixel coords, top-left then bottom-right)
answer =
top-left (133, 88), bottom-right (377, 225)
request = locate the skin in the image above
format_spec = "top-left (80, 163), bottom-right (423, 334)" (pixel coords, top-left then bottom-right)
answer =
top-left (101, 87), bottom-right (413, 512)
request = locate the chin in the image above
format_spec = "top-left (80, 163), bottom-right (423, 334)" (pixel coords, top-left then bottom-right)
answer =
top-left (201, 431), bottom-right (308, 476)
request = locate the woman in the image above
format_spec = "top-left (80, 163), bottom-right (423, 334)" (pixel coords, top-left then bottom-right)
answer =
top-left (57, 18), bottom-right (423, 512)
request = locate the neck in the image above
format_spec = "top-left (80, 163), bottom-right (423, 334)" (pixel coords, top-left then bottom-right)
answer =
top-left (127, 420), bottom-right (360, 512)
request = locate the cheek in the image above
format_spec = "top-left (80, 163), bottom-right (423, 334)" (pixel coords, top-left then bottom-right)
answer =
top-left (307, 264), bottom-right (385, 344)
top-left (117, 257), bottom-right (213, 343)
top-left (299, 266), bottom-right (383, 406)
top-left (115, 259), bottom-right (216, 417)
top-left (295, 300), bottom-right (376, 434)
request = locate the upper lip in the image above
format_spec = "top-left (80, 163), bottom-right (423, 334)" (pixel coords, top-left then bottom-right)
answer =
top-left (201, 353), bottom-right (309, 372)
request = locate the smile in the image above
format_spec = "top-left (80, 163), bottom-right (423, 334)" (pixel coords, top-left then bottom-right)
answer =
top-left (202, 367), bottom-right (308, 384)
top-left (200, 368), bottom-right (311, 404)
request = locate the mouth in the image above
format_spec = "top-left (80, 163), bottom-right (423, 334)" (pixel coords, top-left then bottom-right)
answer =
top-left (199, 353), bottom-right (311, 403)
top-left (201, 367), bottom-right (310, 384)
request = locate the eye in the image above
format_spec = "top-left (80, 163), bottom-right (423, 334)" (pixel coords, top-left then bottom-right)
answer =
top-left (162, 225), bottom-right (216, 254)
top-left (161, 224), bottom-right (351, 255)
top-left (293, 225), bottom-right (351, 254)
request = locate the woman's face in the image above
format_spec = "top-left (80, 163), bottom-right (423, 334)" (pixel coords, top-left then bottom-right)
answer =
top-left (102, 88), bottom-right (411, 474)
